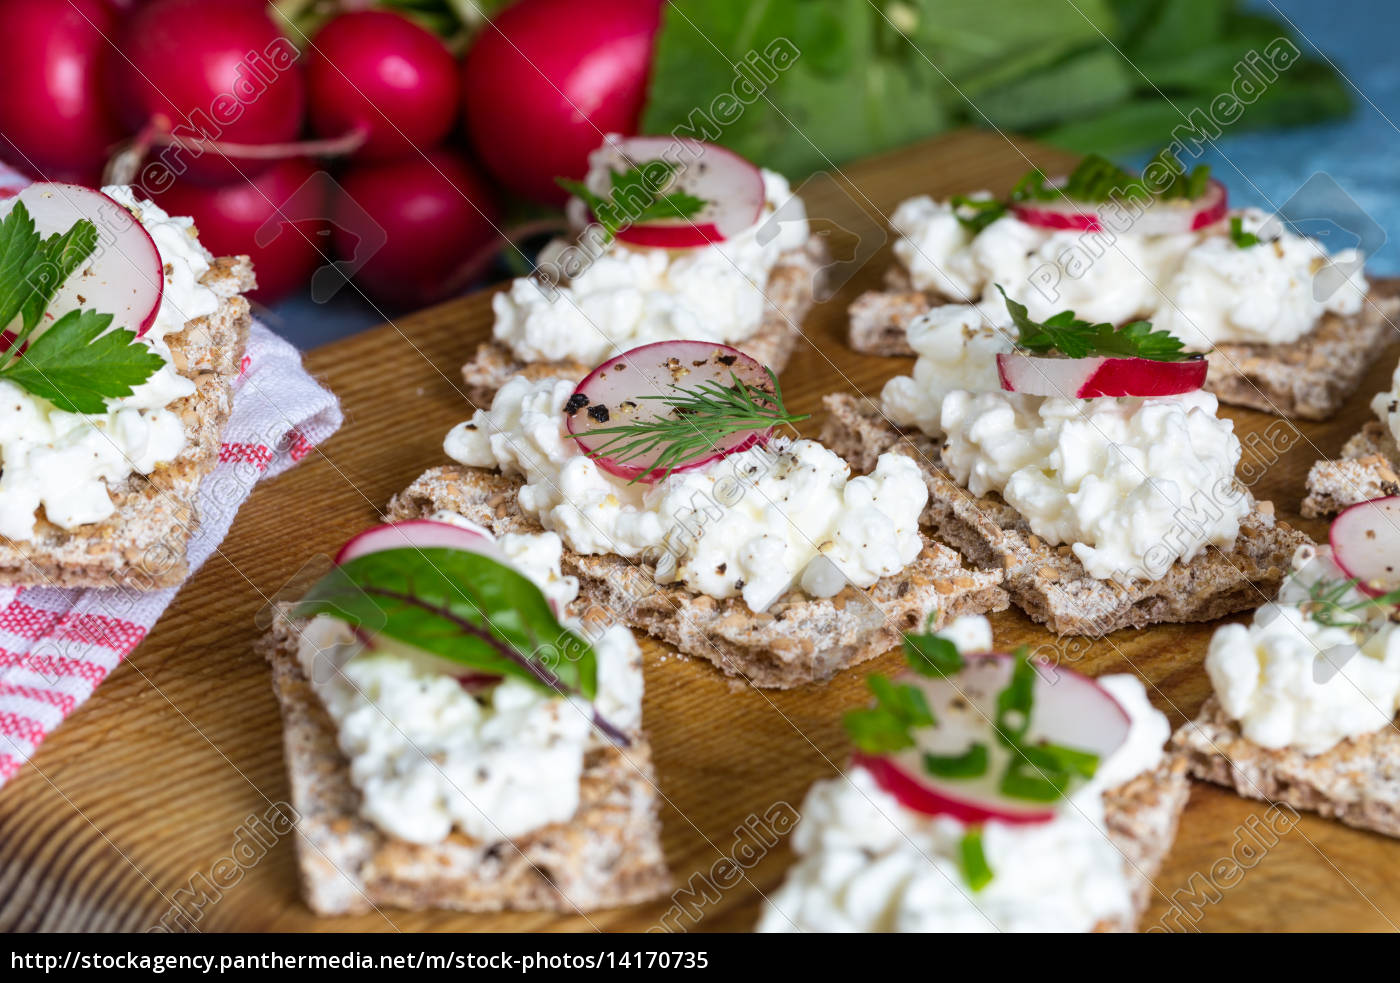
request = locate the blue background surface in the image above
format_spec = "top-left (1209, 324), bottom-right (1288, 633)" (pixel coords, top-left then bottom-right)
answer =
top-left (267, 0), bottom-right (1400, 349)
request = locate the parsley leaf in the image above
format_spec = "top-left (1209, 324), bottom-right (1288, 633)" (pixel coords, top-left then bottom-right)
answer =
top-left (0, 309), bottom-right (165, 414)
top-left (1229, 216), bottom-right (1260, 249)
top-left (924, 743), bottom-right (989, 779)
top-left (997, 284), bottom-right (1193, 362)
top-left (843, 674), bottom-right (935, 753)
top-left (950, 194), bottom-right (1008, 234)
top-left (0, 202), bottom-right (45, 333)
top-left (557, 159), bottom-right (707, 244)
top-left (958, 829), bottom-right (993, 892)
top-left (902, 614), bottom-right (964, 678)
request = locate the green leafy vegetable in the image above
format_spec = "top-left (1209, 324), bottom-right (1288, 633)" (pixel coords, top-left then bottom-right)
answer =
top-left (843, 674), bottom-right (935, 753)
top-left (1303, 577), bottom-right (1400, 630)
top-left (950, 194), bottom-right (1007, 234)
top-left (0, 310), bottom-right (166, 415)
top-left (958, 828), bottom-right (994, 891)
top-left (902, 612), bottom-right (964, 678)
top-left (296, 546), bottom-right (603, 696)
top-left (567, 368), bottom-right (808, 484)
top-left (557, 160), bottom-right (706, 244)
top-left (1229, 216), bottom-right (1260, 249)
top-left (998, 285), bottom-right (1194, 362)
top-left (923, 743), bottom-right (989, 779)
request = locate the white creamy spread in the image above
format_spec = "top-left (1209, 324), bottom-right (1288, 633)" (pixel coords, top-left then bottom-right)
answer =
top-left (1205, 544), bottom-right (1400, 754)
top-left (758, 617), bottom-right (1170, 933)
top-left (492, 149), bottom-right (810, 366)
top-left (0, 187), bottom-right (214, 540)
top-left (296, 525), bottom-right (644, 845)
top-left (1370, 360), bottom-right (1400, 446)
top-left (890, 195), bottom-right (1367, 349)
top-left (939, 388), bottom-right (1249, 582)
top-left (444, 376), bottom-right (927, 612)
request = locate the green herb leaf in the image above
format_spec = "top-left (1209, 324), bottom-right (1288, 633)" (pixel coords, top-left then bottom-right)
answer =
top-left (18, 219), bottom-right (99, 339)
top-left (0, 202), bottom-right (45, 333)
top-left (994, 646), bottom-right (1037, 747)
top-left (1229, 216), bottom-right (1260, 249)
top-left (557, 159), bottom-right (706, 244)
top-left (923, 742), bottom-right (989, 779)
top-left (1304, 577), bottom-right (1400, 629)
top-left (1020, 740), bottom-right (1100, 779)
top-left (843, 674), bottom-right (935, 753)
top-left (999, 762), bottom-right (1073, 802)
top-left (958, 828), bottom-right (994, 892)
top-left (295, 547), bottom-right (599, 700)
top-left (997, 285), bottom-right (1193, 362)
top-left (950, 194), bottom-right (1008, 234)
top-left (903, 626), bottom-right (964, 678)
top-left (567, 368), bottom-right (808, 484)
top-left (0, 309), bottom-right (164, 414)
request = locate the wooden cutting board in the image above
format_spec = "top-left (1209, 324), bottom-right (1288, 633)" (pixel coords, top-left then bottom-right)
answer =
top-left (3, 130), bottom-right (1398, 933)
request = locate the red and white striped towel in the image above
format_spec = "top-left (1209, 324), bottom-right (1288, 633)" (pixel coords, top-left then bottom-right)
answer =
top-left (0, 166), bottom-right (343, 787)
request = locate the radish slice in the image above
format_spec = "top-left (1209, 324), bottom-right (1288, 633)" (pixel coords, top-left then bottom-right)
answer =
top-left (584, 135), bottom-right (765, 249)
top-left (996, 352), bottom-right (1207, 398)
top-left (335, 519), bottom-right (500, 566)
top-left (1330, 497), bottom-right (1400, 598)
top-left (565, 340), bottom-right (773, 483)
top-left (0, 183), bottom-right (164, 338)
top-left (1012, 178), bottom-right (1228, 237)
top-left (855, 653), bottom-right (1131, 825)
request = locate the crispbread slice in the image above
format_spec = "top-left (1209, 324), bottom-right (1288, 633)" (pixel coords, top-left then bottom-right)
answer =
top-left (387, 465), bottom-right (1009, 689)
top-left (1101, 756), bottom-right (1192, 932)
top-left (1172, 697), bottom-right (1400, 839)
top-left (1302, 420), bottom-right (1400, 517)
top-left (847, 266), bottom-right (1398, 421)
top-left (0, 256), bottom-right (253, 589)
top-left (821, 393), bottom-right (1310, 636)
top-left (258, 608), bottom-right (671, 917)
top-left (461, 238), bottom-right (830, 407)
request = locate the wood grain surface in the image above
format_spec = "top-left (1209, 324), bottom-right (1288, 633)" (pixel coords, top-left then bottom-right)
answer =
top-left (2, 130), bottom-right (1398, 933)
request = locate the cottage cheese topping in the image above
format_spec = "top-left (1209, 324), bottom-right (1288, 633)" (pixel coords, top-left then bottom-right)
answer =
top-left (0, 187), bottom-right (214, 540)
top-left (880, 303), bottom-right (1015, 436)
top-left (1206, 545), bottom-right (1400, 755)
top-left (492, 152), bottom-right (810, 366)
top-left (1370, 360), bottom-right (1400, 446)
top-left (296, 524), bottom-right (643, 845)
top-left (444, 376), bottom-right (927, 612)
top-left (939, 388), bottom-right (1248, 582)
top-left (757, 658), bottom-right (1169, 933)
top-left (891, 194), bottom-right (1367, 348)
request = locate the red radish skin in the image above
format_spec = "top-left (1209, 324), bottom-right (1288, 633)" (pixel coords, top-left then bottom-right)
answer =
top-left (996, 352), bottom-right (1208, 399)
top-left (2, 183), bottom-right (163, 337)
top-left (306, 11), bottom-right (459, 162)
top-left (1011, 179), bottom-right (1228, 237)
top-left (335, 519), bottom-right (498, 566)
top-left (153, 158), bottom-right (329, 304)
top-left (461, 0), bottom-right (663, 204)
top-left (0, 0), bottom-right (124, 185)
top-left (110, 0), bottom-right (306, 186)
top-left (582, 136), bottom-right (765, 249)
top-left (855, 653), bottom-right (1132, 826)
top-left (1329, 496), bottom-right (1400, 598)
top-left (329, 149), bottom-right (500, 309)
top-left (565, 340), bottom-right (772, 483)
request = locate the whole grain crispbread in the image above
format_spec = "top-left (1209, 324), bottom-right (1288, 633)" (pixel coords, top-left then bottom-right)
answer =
top-left (0, 255), bottom-right (253, 589)
top-left (1100, 756), bottom-right (1192, 932)
top-left (1302, 420), bottom-right (1400, 517)
top-left (847, 266), bottom-right (1398, 421)
top-left (1172, 697), bottom-right (1400, 839)
top-left (821, 393), bottom-right (1311, 636)
top-left (387, 464), bottom-right (1009, 689)
top-left (461, 238), bottom-right (831, 407)
top-left (258, 608), bottom-right (671, 917)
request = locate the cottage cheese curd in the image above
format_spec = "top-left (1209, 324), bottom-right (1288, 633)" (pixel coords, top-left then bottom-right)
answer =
top-left (890, 194), bottom-right (1367, 348)
top-left (1205, 545), bottom-right (1400, 755)
top-left (492, 145), bottom-right (810, 366)
top-left (297, 525), bottom-right (644, 845)
top-left (1370, 360), bottom-right (1400, 445)
top-left (444, 376), bottom-right (927, 612)
top-left (757, 618), bottom-right (1169, 933)
top-left (939, 388), bottom-right (1249, 582)
top-left (0, 187), bottom-right (215, 540)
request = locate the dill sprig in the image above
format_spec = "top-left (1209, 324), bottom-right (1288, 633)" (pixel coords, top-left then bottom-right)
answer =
top-left (1303, 577), bottom-right (1400, 629)
top-left (570, 368), bottom-right (809, 483)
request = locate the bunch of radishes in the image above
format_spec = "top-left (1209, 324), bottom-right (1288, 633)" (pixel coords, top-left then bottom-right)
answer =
top-left (0, 0), bottom-right (664, 308)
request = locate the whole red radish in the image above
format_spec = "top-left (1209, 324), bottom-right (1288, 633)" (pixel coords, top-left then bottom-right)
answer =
top-left (153, 158), bottom-right (331, 305)
top-left (461, 0), bottom-right (663, 204)
top-left (0, 0), bottom-right (124, 184)
top-left (306, 10), bottom-right (459, 161)
top-left (330, 150), bottom-right (499, 309)
top-left (110, 0), bottom-right (306, 186)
